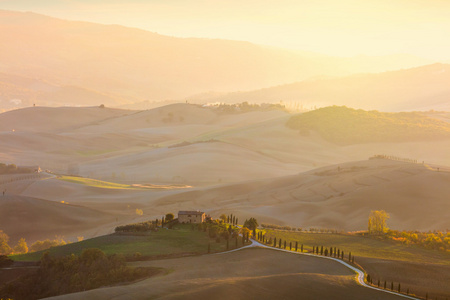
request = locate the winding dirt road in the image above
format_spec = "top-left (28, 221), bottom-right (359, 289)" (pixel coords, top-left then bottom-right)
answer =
top-left (216, 238), bottom-right (421, 300)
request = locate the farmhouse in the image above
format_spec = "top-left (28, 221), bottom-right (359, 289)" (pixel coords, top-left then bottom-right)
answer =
top-left (178, 210), bottom-right (205, 223)
top-left (18, 165), bottom-right (41, 173)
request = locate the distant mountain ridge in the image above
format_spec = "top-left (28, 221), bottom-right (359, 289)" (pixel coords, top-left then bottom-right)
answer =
top-left (190, 63), bottom-right (450, 112)
top-left (0, 9), bottom-right (433, 110)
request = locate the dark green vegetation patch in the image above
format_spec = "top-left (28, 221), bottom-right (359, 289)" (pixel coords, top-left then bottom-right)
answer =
top-left (286, 106), bottom-right (450, 145)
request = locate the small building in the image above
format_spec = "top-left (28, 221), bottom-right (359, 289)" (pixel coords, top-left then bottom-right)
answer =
top-left (178, 210), bottom-right (205, 223)
top-left (18, 165), bottom-right (41, 173)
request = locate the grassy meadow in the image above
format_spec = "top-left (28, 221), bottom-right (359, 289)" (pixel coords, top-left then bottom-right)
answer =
top-left (12, 224), bottom-right (245, 262)
top-left (261, 230), bottom-right (450, 265)
top-left (57, 175), bottom-right (189, 190)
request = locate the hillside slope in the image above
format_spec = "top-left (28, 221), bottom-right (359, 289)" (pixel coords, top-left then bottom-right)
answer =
top-left (286, 106), bottom-right (450, 145)
top-left (150, 159), bottom-right (450, 231)
top-left (46, 248), bottom-right (405, 300)
top-left (0, 195), bottom-right (114, 244)
top-left (0, 106), bottom-right (133, 132)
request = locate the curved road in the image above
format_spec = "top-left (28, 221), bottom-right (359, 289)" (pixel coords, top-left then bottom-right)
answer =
top-left (216, 239), bottom-right (421, 300)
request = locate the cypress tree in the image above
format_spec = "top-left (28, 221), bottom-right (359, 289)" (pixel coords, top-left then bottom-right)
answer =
top-left (320, 246), bottom-right (323, 255)
top-left (377, 280), bottom-right (380, 287)
top-left (330, 247), bottom-right (333, 256)
top-left (279, 239), bottom-right (282, 248)
top-left (391, 282), bottom-right (394, 290)
top-left (334, 247), bottom-right (337, 257)
top-left (337, 249), bottom-right (340, 258)
top-left (398, 283), bottom-right (401, 293)
top-left (295, 241), bottom-right (298, 252)
top-left (384, 281), bottom-right (387, 289)
top-left (406, 288), bottom-right (409, 295)
top-left (274, 237), bottom-right (277, 247)
top-left (341, 251), bottom-right (344, 259)
top-left (301, 244), bottom-right (303, 252)
top-left (324, 248), bottom-right (328, 256)
top-left (349, 252), bottom-right (352, 261)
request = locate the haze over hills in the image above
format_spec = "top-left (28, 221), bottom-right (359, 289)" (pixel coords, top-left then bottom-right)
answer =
top-left (0, 10), bottom-right (435, 111)
top-left (0, 72), bottom-right (128, 112)
top-left (0, 103), bottom-right (449, 243)
top-left (1, 104), bottom-right (450, 186)
top-left (191, 63), bottom-right (450, 112)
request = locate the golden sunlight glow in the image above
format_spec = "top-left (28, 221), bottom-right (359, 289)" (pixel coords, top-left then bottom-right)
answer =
top-left (1, 0), bottom-right (450, 60)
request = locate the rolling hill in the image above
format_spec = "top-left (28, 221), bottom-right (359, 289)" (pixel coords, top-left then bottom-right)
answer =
top-left (286, 106), bottom-right (450, 145)
top-left (149, 159), bottom-right (450, 231)
top-left (0, 195), bottom-right (114, 244)
top-left (0, 106), bottom-right (133, 133)
top-left (44, 248), bottom-right (407, 300)
top-left (191, 63), bottom-right (450, 112)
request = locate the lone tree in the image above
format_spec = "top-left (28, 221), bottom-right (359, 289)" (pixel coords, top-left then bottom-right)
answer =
top-left (368, 210), bottom-right (390, 234)
top-left (165, 213), bottom-right (174, 222)
top-left (0, 230), bottom-right (12, 255)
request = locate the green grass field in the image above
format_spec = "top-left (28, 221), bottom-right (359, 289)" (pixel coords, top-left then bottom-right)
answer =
top-left (57, 175), bottom-right (137, 189)
top-left (12, 224), bottom-right (245, 262)
top-left (261, 230), bottom-right (450, 265)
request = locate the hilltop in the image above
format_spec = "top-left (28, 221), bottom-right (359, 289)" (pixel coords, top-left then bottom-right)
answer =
top-left (0, 106), bottom-right (132, 133)
top-left (286, 106), bottom-right (450, 145)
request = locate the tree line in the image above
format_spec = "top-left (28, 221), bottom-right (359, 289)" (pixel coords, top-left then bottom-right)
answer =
top-left (0, 230), bottom-right (74, 255)
top-left (0, 248), bottom-right (156, 300)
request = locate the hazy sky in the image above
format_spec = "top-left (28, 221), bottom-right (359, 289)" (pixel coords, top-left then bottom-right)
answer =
top-left (1, 0), bottom-right (450, 60)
